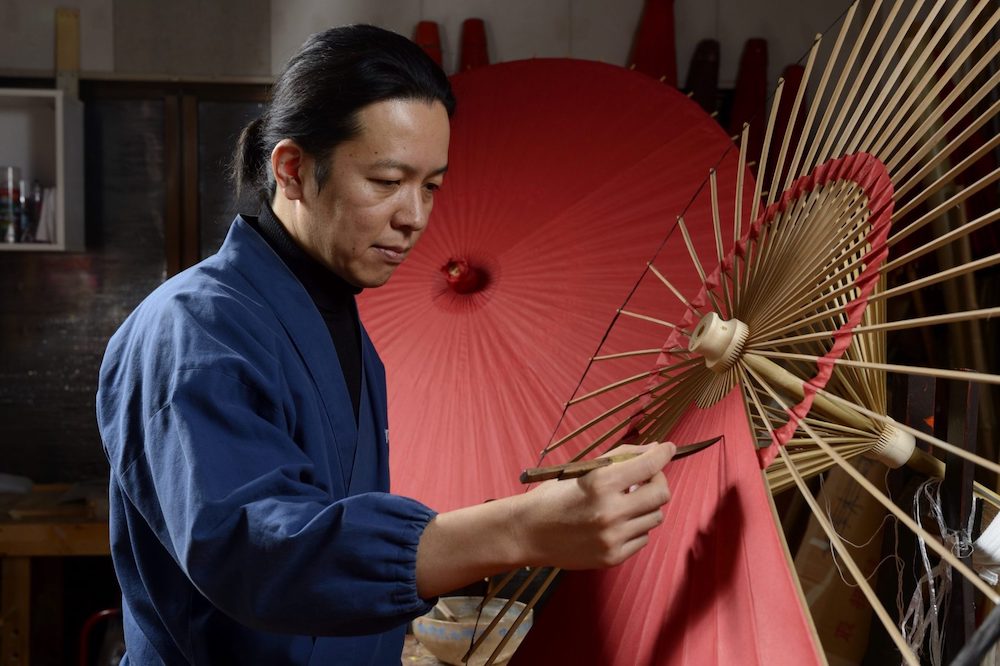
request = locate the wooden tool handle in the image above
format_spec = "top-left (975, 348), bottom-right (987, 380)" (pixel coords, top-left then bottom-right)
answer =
top-left (519, 453), bottom-right (639, 483)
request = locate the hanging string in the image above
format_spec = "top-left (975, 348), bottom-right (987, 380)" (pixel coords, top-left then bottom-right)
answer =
top-left (899, 479), bottom-right (978, 666)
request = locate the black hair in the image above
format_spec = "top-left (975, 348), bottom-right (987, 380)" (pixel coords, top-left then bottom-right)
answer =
top-left (232, 24), bottom-right (456, 201)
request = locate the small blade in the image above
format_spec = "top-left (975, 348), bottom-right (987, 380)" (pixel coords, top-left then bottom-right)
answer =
top-left (519, 435), bottom-right (723, 483)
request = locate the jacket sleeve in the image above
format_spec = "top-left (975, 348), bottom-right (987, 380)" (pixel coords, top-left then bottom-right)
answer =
top-left (112, 329), bottom-right (437, 637)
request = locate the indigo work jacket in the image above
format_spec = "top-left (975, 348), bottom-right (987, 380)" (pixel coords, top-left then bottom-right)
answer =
top-left (97, 217), bottom-right (436, 664)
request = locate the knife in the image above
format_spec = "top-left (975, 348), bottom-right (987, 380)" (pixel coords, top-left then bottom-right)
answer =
top-left (519, 435), bottom-right (723, 484)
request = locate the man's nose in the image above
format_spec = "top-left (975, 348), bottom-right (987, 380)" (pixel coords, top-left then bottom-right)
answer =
top-left (392, 187), bottom-right (430, 231)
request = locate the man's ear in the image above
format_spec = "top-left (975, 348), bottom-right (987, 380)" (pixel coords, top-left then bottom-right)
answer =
top-left (271, 139), bottom-right (306, 201)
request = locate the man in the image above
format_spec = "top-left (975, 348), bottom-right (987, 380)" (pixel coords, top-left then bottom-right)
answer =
top-left (98, 24), bottom-right (676, 664)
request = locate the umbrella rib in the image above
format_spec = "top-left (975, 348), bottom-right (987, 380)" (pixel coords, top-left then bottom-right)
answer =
top-left (884, 208), bottom-right (1000, 274)
top-left (752, 76), bottom-right (784, 220)
top-left (677, 215), bottom-right (723, 314)
top-left (894, 104), bottom-right (1000, 212)
top-left (880, 21), bottom-right (1000, 172)
top-left (750, 307), bottom-right (1000, 346)
top-left (645, 262), bottom-right (703, 318)
top-left (709, 169), bottom-right (733, 317)
top-left (833, 0), bottom-right (924, 160)
top-left (745, 361), bottom-right (1000, 606)
top-left (617, 308), bottom-right (691, 333)
top-left (592, 348), bottom-right (665, 361)
top-left (733, 124), bottom-right (750, 310)
top-left (798, 0), bottom-right (866, 176)
top-left (566, 357), bottom-right (702, 407)
top-left (812, 0), bottom-right (893, 167)
top-left (772, 38), bottom-right (820, 198)
top-left (890, 165), bottom-right (1000, 248)
top-left (810, 385), bottom-right (1000, 478)
top-left (752, 349), bottom-right (1000, 388)
top-left (874, 252), bottom-right (1000, 302)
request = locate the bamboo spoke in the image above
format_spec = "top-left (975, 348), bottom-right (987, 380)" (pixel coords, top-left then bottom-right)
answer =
top-left (751, 349), bottom-right (1000, 387)
top-left (645, 262), bottom-right (703, 318)
top-left (812, 385), bottom-right (1000, 478)
top-left (592, 348), bottom-right (665, 361)
top-left (875, 252), bottom-right (1000, 302)
top-left (744, 362), bottom-right (1000, 605)
top-left (884, 208), bottom-right (1000, 273)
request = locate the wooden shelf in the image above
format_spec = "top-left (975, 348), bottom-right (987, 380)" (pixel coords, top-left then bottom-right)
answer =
top-left (0, 88), bottom-right (84, 251)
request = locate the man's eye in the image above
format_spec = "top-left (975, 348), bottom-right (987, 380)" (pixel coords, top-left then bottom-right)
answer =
top-left (425, 182), bottom-right (441, 192)
top-left (373, 179), bottom-right (400, 187)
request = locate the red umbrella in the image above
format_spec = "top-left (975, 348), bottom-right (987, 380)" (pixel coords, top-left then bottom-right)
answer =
top-left (358, 58), bottom-right (738, 512)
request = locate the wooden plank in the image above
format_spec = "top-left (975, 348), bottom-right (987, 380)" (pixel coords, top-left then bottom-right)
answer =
top-left (0, 523), bottom-right (109, 557)
top-left (1, 557), bottom-right (30, 666)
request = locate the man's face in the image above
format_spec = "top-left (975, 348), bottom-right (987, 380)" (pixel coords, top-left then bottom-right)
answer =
top-left (290, 98), bottom-right (450, 288)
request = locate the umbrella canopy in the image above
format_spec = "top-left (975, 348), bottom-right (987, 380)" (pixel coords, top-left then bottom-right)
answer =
top-left (358, 58), bottom-right (740, 512)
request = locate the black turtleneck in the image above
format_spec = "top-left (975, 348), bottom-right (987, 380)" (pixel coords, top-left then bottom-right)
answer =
top-left (246, 204), bottom-right (363, 423)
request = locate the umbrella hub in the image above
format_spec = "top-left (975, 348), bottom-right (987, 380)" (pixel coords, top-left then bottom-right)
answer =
top-left (442, 258), bottom-right (490, 294)
top-left (688, 312), bottom-right (749, 374)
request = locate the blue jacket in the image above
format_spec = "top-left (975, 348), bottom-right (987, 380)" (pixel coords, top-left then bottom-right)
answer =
top-left (97, 217), bottom-right (436, 664)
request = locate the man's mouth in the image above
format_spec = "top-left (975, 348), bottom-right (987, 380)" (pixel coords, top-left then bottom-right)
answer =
top-left (373, 245), bottom-right (408, 263)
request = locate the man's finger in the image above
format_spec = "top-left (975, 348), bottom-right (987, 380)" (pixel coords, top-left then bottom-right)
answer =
top-left (604, 441), bottom-right (676, 490)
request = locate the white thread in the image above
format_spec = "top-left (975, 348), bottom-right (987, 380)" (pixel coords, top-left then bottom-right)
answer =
top-left (900, 479), bottom-right (977, 666)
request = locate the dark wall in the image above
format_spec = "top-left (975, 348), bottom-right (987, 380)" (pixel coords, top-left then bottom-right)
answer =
top-left (0, 99), bottom-right (167, 483)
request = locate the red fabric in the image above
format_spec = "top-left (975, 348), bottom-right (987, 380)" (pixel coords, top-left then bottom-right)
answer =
top-left (513, 389), bottom-right (822, 665)
top-left (459, 18), bottom-right (489, 72)
top-left (358, 59), bottom-right (735, 512)
top-left (413, 21), bottom-right (442, 66)
top-left (629, 0), bottom-right (677, 86)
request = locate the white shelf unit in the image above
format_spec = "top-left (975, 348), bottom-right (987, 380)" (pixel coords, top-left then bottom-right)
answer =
top-left (0, 88), bottom-right (84, 251)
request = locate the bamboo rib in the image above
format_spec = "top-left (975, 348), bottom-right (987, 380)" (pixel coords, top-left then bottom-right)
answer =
top-left (646, 262), bottom-right (703, 317)
top-left (845, 0), bottom-right (978, 160)
top-left (782, 35), bottom-right (823, 191)
top-left (739, 377), bottom-right (911, 657)
top-left (749, 306), bottom-right (1000, 346)
top-left (677, 215), bottom-right (723, 314)
top-left (873, 252), bottom-right (1000, 302)
top-left (751, 77), bottom-right (785, 223)
top-left (564, 356), bottom-right (701, 408)
top-left (884, 208), bottom-right (1000, 273)
top-left (799, 1), bottom-right (864, 176)
top-left (831, 0), bottom-right (932, 160)
top-left (889, 165), bottom-right (1000, 247)
top-left (877, 23), bottom-right (1000, 168)
top-left (618, 308), bottom-right (691, 332)
top-left (752, 211), bottom-right (872, 333)
top-left (483, 568), bottom-right (562, 666)
top-left (743, 180), bottom-right (849, 320)
top-left (811, 385), bottom-right (1000, 479)
top-left (752, 349), bottom-right (1000, 388)
top-left (813, 0), bottom-right (896, 166)
top-left (592, 348), bottom-right (665, 361)
top-left (775, 37), bottom-right (821, 196)
top-left (709, 170), bottom-right (734, 317)
top-left (733, 124), bottom-right (750, 309)
top-left (865, 4), bottom-right (999, 164)
top-left (894, 95), bottom-right (1000, 207)
top-left (744, 362), bottom-right (1000, 605)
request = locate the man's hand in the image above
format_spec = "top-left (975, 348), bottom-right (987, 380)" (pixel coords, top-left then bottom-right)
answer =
top-left (511, 442), bottom-right (677, 569)
top-left (415, 442), bottom-right (677, 598)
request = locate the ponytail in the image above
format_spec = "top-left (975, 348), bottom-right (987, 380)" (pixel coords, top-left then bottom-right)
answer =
top-left (231, 116), bottom-right (269, 201)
